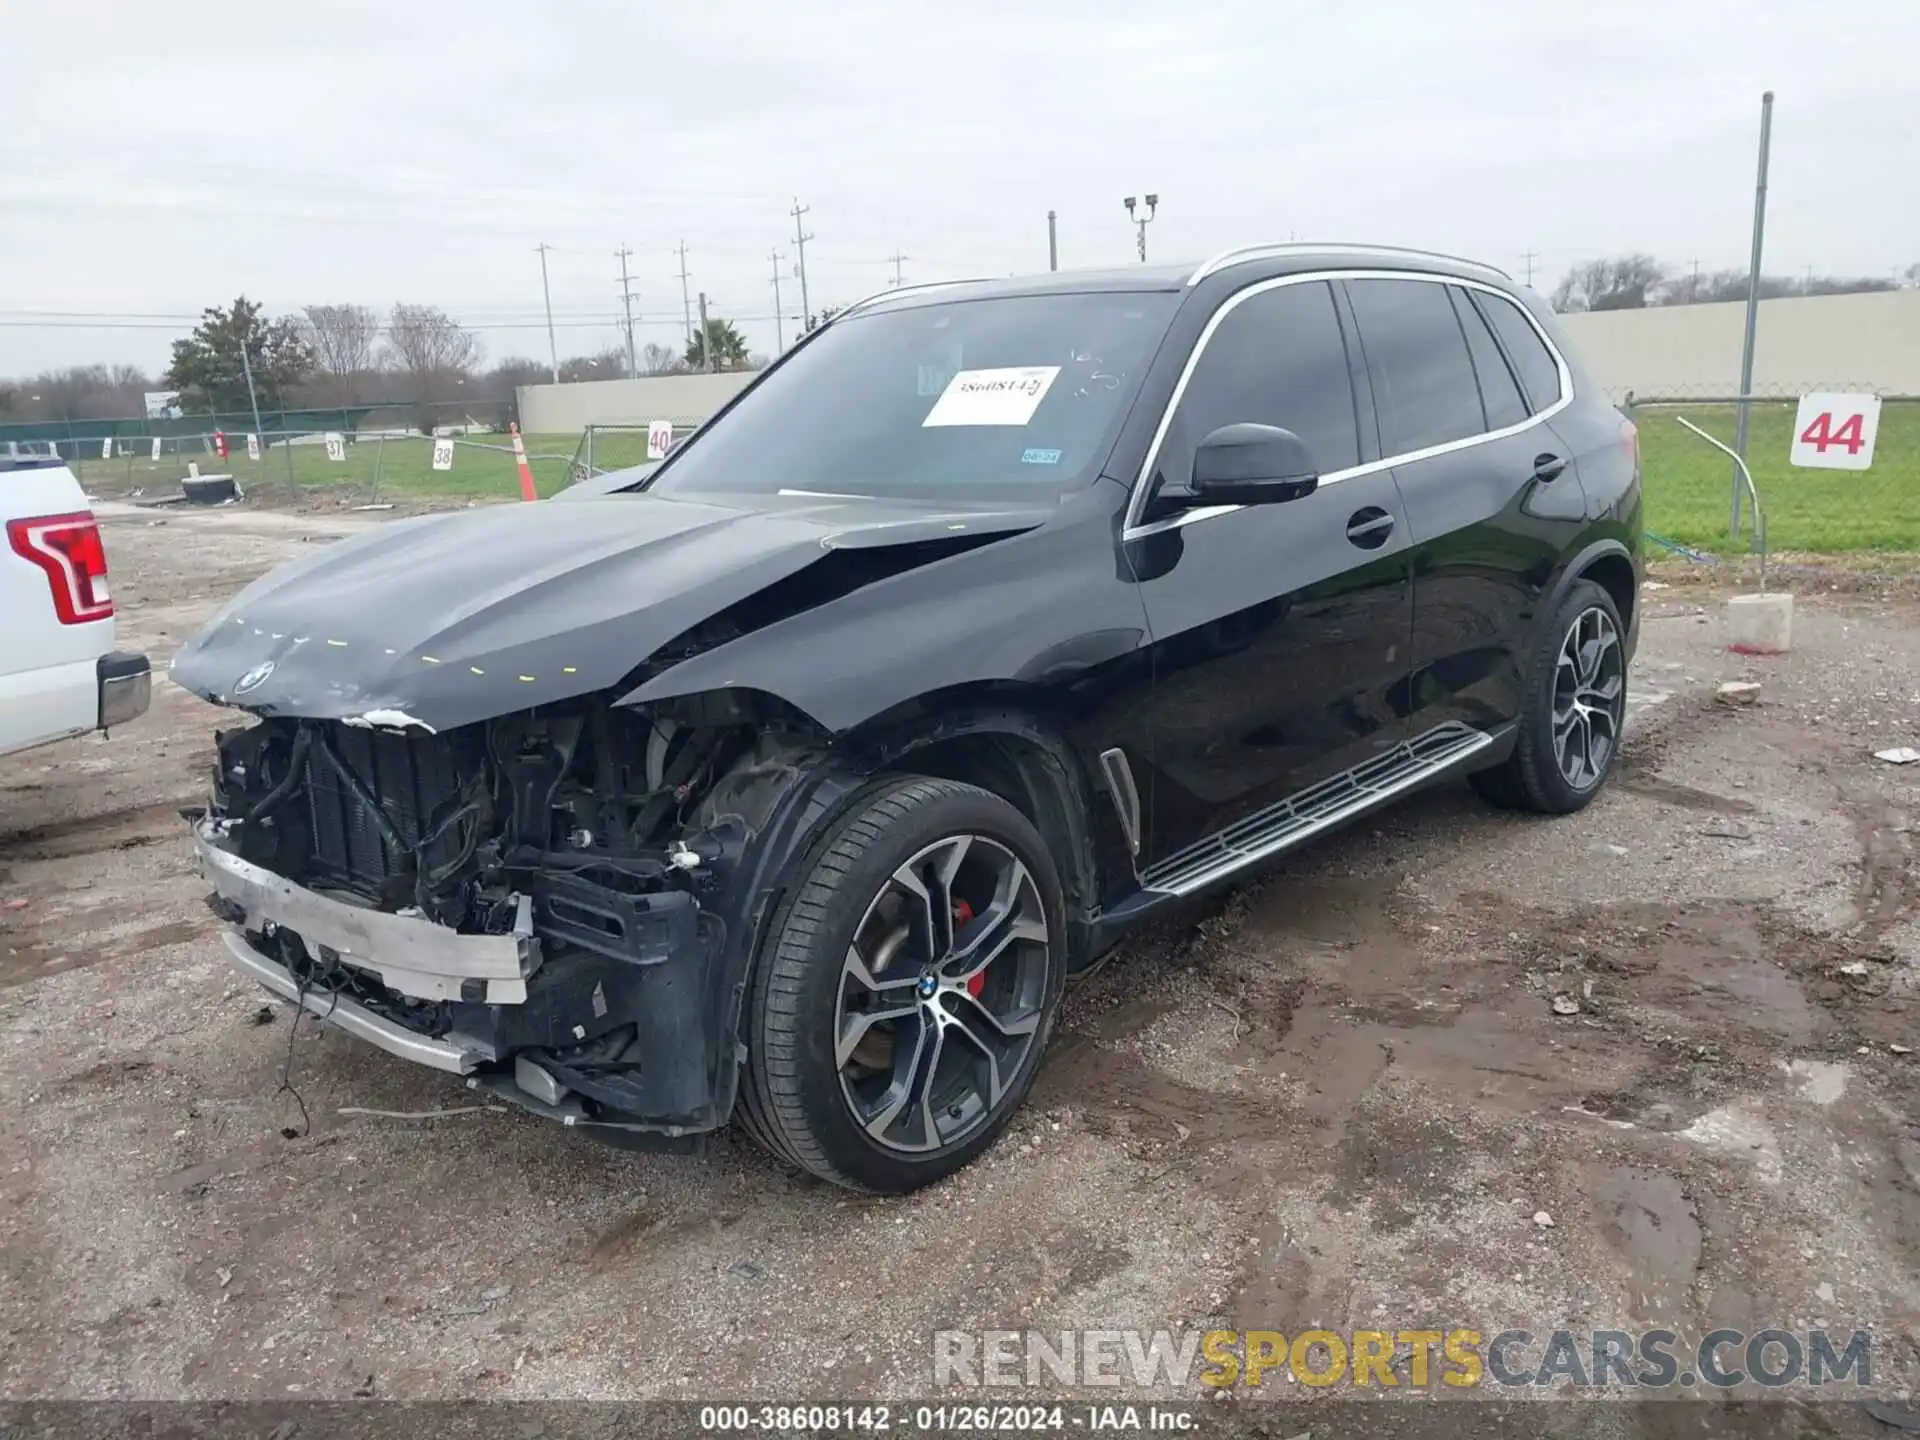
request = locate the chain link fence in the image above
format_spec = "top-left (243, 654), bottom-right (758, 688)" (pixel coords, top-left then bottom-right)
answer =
top-left (44, 426), bottom-right (576, 507)
top-left (1618, 387), bottom-right (1918, 557)
top-left (569, 422), bottom-right (700, 478)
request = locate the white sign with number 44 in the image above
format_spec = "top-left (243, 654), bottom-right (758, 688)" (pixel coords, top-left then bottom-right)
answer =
top-left (646, 419), bottom-right (675, 460)
top-left (1790, 393), bottom-right (1880, 471)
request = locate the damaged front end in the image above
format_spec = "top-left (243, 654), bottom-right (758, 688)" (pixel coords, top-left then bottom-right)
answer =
top-left (195, 693), bottom-right (839, 1139)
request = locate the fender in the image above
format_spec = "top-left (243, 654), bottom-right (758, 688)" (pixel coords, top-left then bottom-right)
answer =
top-left (1534, 533), bottom-right (1640, 665)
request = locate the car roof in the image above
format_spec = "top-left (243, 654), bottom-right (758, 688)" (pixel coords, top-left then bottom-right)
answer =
top-left (842, 244), bottom-right (1518, 318)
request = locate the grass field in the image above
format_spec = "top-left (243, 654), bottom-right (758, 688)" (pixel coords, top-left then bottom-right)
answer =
top-left (64, 402), bottom-right (1916, 554)
top-left (67, 431), bottom-right (611, 503)
top-left (1635, 400), bottom-right (1919, 554)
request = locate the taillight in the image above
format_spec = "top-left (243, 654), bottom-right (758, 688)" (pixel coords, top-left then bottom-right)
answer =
top-left (7, 511), bottom-right (114, 625)
top-left (1621, 418), bottom-right (1640, 473)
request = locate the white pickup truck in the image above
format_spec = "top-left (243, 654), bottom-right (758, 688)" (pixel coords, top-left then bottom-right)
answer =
top-left (1, 453), bottom-right (150, 757)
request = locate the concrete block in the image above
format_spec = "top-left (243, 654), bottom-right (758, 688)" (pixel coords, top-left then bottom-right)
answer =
top-left (1726, 592), bottom-right (1792, 654)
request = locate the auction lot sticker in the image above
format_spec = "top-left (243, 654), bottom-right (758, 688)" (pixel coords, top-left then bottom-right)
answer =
top-left (922, 367), bottom-right (1059, 427)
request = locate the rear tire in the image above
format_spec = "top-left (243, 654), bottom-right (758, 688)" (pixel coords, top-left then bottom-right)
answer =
top-left (1471, 579), bottom-right (1627, 815)
top-left (738, 776), bottom-right (1067, 1193)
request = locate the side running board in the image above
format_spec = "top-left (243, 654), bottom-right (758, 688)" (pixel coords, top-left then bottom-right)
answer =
top-left (1138, 722), bottom-right (1496, 897)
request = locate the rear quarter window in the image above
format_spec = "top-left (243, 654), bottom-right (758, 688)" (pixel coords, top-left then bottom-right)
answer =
top-left (1470, 290), bottom-right (1564, 414)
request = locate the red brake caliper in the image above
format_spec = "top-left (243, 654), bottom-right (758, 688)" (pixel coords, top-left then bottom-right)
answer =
top-left (952, 899), bottom-right (984, 997)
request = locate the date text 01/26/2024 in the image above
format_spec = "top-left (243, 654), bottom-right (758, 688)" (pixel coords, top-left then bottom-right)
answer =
top-left (698, 1403), bottom-right (1197, 1432)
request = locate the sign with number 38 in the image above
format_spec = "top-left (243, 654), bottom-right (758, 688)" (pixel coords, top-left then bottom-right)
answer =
top-left (1790, 393), bottom-right (1881, 471)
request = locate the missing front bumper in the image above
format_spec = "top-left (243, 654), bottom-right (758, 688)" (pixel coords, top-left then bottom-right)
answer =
top-left (222, 932), bottom-right (484, 1073)
top-left (192, 817), bottom-right (538, 1004)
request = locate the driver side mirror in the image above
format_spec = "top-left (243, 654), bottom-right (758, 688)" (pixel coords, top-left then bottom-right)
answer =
top-left (1186, 423), bottom-right (1319, 506)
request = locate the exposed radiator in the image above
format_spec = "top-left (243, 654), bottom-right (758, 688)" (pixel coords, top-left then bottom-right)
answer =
top-left (301, 724), bottom-right (470, 900)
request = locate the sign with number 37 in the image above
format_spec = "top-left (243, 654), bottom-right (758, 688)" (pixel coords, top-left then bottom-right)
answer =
top-left (1790, 393), bottom-right (1880, 471)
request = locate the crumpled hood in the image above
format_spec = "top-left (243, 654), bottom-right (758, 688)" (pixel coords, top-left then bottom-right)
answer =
top-left (169, 490), bottom-right (1044, 732)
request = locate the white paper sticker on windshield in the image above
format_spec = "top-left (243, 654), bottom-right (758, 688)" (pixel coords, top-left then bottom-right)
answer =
top-left (921, 366), bottom-right (1060, 427)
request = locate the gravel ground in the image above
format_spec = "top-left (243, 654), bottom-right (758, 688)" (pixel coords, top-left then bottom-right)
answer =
top-left (2, 506), bottom-right (1917, 1428)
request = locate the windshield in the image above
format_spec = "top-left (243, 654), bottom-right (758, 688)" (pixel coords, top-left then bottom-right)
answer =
top-left (646, 290), bottom-right (1180, 501)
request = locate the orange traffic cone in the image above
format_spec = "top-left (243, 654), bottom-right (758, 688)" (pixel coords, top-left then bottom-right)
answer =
top-left (508, 423), bottom-right (538, 502)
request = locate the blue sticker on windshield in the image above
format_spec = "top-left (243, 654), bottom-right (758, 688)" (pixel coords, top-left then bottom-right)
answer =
top-left (1021, 447), bottom-right (1063, 465)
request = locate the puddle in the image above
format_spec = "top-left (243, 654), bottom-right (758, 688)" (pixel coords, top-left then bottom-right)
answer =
top-left (1590, 1165), bottom-right (1702, 1318)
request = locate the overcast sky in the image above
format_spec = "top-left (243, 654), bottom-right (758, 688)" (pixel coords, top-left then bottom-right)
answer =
top-left (3, 0), bottom-right (1916, 376)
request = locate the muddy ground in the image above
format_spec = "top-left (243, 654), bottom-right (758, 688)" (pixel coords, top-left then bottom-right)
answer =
top-left (2, 505), bottom-right (1917, 1429)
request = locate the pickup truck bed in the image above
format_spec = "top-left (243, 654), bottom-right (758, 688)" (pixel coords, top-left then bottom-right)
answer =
top-left (1, 458), bottom-right (149, 758)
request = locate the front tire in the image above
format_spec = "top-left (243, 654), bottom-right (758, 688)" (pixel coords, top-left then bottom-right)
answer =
top-left (1471, 579), bottom-right (1628, 814)
top-left (738, 777), bottom-right (1067, 1193)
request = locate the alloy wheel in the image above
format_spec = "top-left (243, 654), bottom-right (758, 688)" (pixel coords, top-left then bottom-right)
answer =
top-left (834, 834), bottom-right (1051, 1154)
top-left (1552, 605), bottom-right (1625, 791)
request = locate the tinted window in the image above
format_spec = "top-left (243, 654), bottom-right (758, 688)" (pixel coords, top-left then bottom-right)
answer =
top-left (1471, 290), bottom-right (1563, 414)
top-left (1345, 278), bottom-right (1486, 455)
top-left (1161, 280), bottom-right (1359, 483)
top-left (1451, 286), bottom-right (1528, 430)
top-left (648, 291), bottom-right (1180, 500)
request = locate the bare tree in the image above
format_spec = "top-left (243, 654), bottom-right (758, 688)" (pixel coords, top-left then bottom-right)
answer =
top-left (382, 304), bottom-right (482, 428)
top-left (300, 304), bottom-right (380, 403)
top-left (639, 341), bottom-right (685, 376)
top-left (1550, 255), bottom-right (1668, 312)
top-left (558, 347), bottom-right (627, 383)
top-left (384, 304), bottom-right (482, 380)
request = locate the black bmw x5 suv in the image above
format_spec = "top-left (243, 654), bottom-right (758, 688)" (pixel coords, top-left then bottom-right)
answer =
top-left (177, 244), bottom-right (1640, 1193)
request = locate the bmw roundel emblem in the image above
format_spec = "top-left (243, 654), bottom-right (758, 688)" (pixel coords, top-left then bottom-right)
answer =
top-left (234, 660), bottom-right (276, 695)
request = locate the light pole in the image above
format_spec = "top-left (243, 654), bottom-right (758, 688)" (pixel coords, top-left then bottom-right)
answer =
top-left (1123, 194), bottom-right (1158, 263)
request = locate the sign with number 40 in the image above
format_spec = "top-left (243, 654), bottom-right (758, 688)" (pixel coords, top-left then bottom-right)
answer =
top-left (1790, 393), bottom-right (1880, 471)
top-left (646, 419), bottom-right (675, 460)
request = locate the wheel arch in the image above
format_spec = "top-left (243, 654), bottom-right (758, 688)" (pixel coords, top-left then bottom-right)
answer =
top-left (847, 685), bottom-right (1135, 968)
top-left (1543, 537), bottom-right (1639, 657)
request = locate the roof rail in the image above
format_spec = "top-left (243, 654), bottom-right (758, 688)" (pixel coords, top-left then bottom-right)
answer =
top-left (836, 277), bottom-right (994, 320)
top-left (1188, 243), bottom-right (1513, 286)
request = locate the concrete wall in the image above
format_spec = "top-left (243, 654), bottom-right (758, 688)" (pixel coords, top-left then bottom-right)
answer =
top-left (1557, 289), bottom-right (1920, 399)
top-left (515, 372), bottom-right (758, 434)
top-left (515, 290), bottom-right (1920, 428)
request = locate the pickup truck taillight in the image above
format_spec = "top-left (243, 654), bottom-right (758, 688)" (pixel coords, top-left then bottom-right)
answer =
top-left (7, 511), bottom-right (114, 625)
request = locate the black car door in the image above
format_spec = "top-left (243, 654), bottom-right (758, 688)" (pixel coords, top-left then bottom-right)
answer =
top-left (1122, 278), bottom-right (1415, 888)
top-left (1340, 276), bottom-right (1590, 735)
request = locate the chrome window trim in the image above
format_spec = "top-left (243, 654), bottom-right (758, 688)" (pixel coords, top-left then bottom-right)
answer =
top-left (837, 278), bottom-right (995, 319)
top-left (1121, 269), bottom-right (1575, 543)
top-left (1187, 244), bottom-right (1513, 287)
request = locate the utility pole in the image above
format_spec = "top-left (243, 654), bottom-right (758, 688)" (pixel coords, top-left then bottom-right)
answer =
top-left (239, 336), bottom-right (266, 453)
top-left (1122, 194), bottom-right (1158, 263)
top-left (615, 244), bottom-right (639, 377)
top-left (887, 250), bottom-right (909, 287)
top-left (1688, 258), bottom-right (1702, 302)
top-left (1732, 89), bottom-right (1774, 538)
top-left (1521, 251), bottom-right (1538, 287)
top-left (697, 291), bottom-right (717, 374)
top-left (534, 243), bottom-right (559, 382)
top-left (791, 199), bottom-right (814, 325)
top-left (674, 241), bottom-right (694, 353)
top-left (1047, 210), bottom-right (1058, 272)
top-left (769, 249), bottom-right (785, 352)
